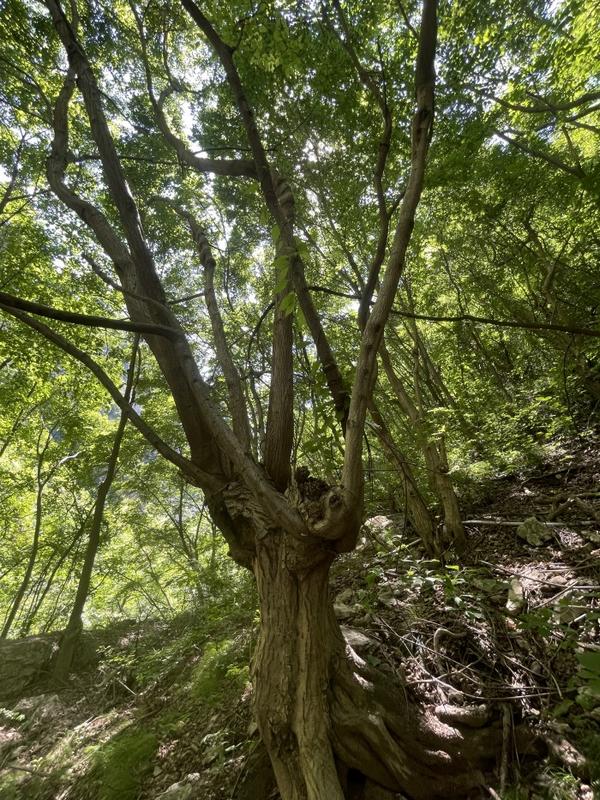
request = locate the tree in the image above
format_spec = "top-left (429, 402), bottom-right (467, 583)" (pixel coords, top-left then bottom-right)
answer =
top-left (52, 337), bottom-right (138, 682)
top-left (0, 0), bottom-right (598, 796)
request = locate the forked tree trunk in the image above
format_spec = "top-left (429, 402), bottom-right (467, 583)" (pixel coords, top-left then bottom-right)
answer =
top-left (250, 530), bottom-right (530, 800)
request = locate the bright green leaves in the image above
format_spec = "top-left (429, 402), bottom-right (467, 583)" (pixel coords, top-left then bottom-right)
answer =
top-left (279, 291), bottom-right (296, 317)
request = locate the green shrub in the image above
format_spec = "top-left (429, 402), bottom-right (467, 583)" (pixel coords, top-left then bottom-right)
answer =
top-left (91, 728), bottom-right (157, 800)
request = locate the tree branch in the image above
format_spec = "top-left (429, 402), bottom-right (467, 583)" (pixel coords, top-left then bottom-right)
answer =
top-left (163, 199), bottom-right (253, 450)
top-left (492, 129), bottom-right (585, 179)
top-left (328, 0), bottom-right (394, 329)
top-left (0, 305), bottom-right (219, 491)
top-left (342, 0), bottom-right (438, 514)
top-left (0, 291), bottom-right (182, 339)
top-left (181, 0), bottom-right (350, 431)
top-left (391, 309), bottom-right (600, 338)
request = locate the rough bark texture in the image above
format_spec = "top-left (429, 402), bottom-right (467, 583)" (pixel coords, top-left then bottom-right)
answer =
top-left (250, 524), bottom-right (540, 800)
top-left (253, 535), bottom-right (345, 800)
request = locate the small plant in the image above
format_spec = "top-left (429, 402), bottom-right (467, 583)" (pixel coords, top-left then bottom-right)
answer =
top-left (191, 637), bottom-right (249, 703)
top-left (574, 650), bottom-right (600, 709)
top-left (91, 728), bottom-right (157, 800)
top-left (0, 707), bottom-right (25, 725)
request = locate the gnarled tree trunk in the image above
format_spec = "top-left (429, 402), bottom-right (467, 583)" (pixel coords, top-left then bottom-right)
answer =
top-left (253, 535), bottom-right (344, 800)
top-left (250, 526), bottom-right (531, 800)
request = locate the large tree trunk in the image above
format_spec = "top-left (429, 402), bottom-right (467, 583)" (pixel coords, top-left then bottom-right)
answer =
top-left (253, 536), bottom-right (345, 800)
top-left (250, 531), bottom-right (528, 800)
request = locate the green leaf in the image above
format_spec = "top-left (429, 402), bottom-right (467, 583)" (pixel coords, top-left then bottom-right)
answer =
top-left (279, 291), bottom-right (296, 316)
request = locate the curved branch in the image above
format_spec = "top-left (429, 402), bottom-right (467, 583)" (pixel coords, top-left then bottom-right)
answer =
top-left (0, 291), bottom-right (182, 339)
top-left (131, 6), bottom-right (256, 179)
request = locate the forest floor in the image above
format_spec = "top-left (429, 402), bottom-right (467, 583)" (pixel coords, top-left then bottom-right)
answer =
top-left (1, 437), bottom-right (600, 800)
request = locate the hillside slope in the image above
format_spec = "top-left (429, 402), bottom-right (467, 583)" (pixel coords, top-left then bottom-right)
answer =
top-left (1, 439), bottom-right (600, 800)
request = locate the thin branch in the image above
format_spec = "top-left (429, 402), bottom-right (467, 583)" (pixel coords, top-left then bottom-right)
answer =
top-left (328, 0), bottom-right (394, 328)
top-left (162, 199), bottom-right (252, 450)
top-left (481, 88), bottom-right (600, 115)
top-left (492, 129), bottom-right (585, 179)
top-left (342, 0), bottom-right (438, 517)
top-left (0, 305), bottom-right (218, 491)
top-left (391, 308), bottom-right (600, 338)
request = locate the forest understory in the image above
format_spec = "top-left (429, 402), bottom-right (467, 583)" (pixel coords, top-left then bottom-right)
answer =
top-left (0, 0), bottom-right (598, 797)
top-left (1, 434), bottom-right (600, 800)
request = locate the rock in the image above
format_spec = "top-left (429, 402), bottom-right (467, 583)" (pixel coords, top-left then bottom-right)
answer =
top-left (14, 694), bottom-right (63, 730)
top-left (377, 587), bottom-right (399, 608)
top-left (157, 774), bottom-right (201, 800)
top-left (0, 635), bottom-right (57, 700)
top-left (364, 515), bottom-right (393, 531)
top-left (336, 588), bottom-right (355, 605)
top-left (516, 517), bottom-right (553, 546)
top-left (506, 578), bottom-right (524, 615)
top-left (334, 603), bottom-right (355, 619)
top-left (447, 688), bottom-right (464, 704)
top-left (157, 782), bottom-right (194, 800)
top-left (548, 575), bottom-right (568, 586)
top-left (341, 627), bottom-right (374, 650)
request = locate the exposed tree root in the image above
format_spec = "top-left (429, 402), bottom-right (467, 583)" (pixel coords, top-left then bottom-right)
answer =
top-left (329, 647), bottom-right (529, 799)
top-left (250, 526), bottom-right (579, 800)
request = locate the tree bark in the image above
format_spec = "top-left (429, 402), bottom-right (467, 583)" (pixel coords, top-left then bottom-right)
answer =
top-left (250, 525), bottom-right (533, 800)
top-left (368, 400), bottom-right (437, 552)
top-left (253, 535), bottom-right (345, 800)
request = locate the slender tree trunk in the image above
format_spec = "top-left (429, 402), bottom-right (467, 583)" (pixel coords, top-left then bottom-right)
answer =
top-left (379, 344), bottom-right (466, 552)
top-left (369, 400), bottom-right (437, 552)
top-left (53, 344), bottom-right (136, 682)
top-left (0, 428), bottom-right (55, 639)
top-left (1, 476), bottom-right (44, 639)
